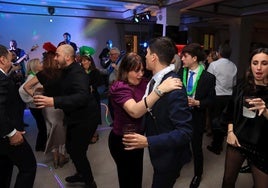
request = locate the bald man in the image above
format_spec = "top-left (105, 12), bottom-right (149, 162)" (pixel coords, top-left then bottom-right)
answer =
top-left (33, 44), bottom-right (98, 188)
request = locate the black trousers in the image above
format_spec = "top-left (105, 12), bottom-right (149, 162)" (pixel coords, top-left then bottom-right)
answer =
top-left (0, 138), bottom-right (36, 188)
top-left (209, 95), bottom-right (232, 149)
top-left (65, 122), bottom-right (97, 185)
top-left (191, 111), bottom-right (206, 177)
top-left (29, 108), bottom-right (47, 151)
top-left (108, 130), bottom-right (144, 188)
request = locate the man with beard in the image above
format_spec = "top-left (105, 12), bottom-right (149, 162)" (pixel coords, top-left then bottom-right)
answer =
top-left (33, 44), bottom-right (98, 188)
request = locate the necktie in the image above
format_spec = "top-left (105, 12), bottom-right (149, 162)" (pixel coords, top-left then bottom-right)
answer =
top-left (148, 79), bottom-right (155, 94)
top-left (187, 71), bottom-right (195, 93)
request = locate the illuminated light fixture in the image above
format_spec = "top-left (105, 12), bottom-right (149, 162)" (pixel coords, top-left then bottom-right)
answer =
top-left (133, 10), bottom-right (151, 23)
top-left (142, 42), bottom-right (148, 48)
top-left (145, 11), bottom-right (151, 20)
top-left (134, 15), bottom-right (140, 23)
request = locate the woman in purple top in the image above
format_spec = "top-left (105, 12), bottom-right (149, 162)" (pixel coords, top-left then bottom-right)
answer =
top-left (108, 52), bottom-right (181, 188)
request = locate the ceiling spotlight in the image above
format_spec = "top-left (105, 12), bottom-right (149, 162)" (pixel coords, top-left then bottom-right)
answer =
top-left (134, 15), bottom-right (140, 23)
top-left (133, 11), bottom-right (151, 23)
top-left (145, 12), bottom-right (151, 20)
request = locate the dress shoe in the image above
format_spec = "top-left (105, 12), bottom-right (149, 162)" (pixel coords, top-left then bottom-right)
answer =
top-left (207, 145), bottom-right (222, 155)
top-left (239, 165), bottom-right (251, 173)
top-left (190, 175), bottom-right (201, 188)
top-left (65, 173), bottom-right (85, 183)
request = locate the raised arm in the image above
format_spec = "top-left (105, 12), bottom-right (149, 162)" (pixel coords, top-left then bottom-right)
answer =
top-left (123, 77), bottom-right (182, 118)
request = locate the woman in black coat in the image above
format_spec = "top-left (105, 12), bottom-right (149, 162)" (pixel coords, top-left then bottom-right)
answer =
top-left (80, 46), bottom-right (103, 143)
top-left (222, 48), bottom-right (268, 188)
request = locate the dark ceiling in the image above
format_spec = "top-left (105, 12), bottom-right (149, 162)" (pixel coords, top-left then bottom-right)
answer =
top-left (0, 0), bottom-right (267, 27)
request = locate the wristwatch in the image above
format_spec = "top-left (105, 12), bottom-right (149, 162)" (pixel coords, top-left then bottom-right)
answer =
top-left (154, 87), bottom-right (164, 97)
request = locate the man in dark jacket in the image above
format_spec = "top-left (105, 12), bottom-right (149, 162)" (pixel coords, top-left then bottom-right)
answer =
top-left (33, 44), bottom-right (98, 188)
top-left (123, 37), bottom-right (192, 188)
top-left (179, 43), bottom-right (216, 188)
top-left (0, 44), bottom-right (36, 188)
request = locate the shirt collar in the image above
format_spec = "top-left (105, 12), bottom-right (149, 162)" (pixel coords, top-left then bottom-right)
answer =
top-left (0, 68), bottom-right (7, 75)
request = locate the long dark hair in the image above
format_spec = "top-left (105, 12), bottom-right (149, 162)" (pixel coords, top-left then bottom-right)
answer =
top-left (244, 48), bottom-right (268, 94)
top-left (81, 55), bottom-right (97, 71)
top-left (42, 51), bottom-right (61, 80)
top-left (117, 52), bottom-right (143, 82)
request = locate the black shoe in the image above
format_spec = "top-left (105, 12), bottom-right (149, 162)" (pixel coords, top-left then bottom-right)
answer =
top-left (190, 176), bottom-right (201, 188)
top-left (239, 165), bottom-right (251, 173)
top-left (207, 145), bottom-right (221, 155)
top-left (65, 173), bottom-right (84, 183)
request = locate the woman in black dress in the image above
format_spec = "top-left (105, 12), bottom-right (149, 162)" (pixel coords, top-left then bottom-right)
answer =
top-left (222, 48), bottom-right (268, 188)
top-left (80, 46), bottom-right (103, 143)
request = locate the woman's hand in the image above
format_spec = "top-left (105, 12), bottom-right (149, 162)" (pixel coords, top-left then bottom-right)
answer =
top-left (122, 133), bottom-right (148, 150)
top-left (157, 77), bottom-right (182, 93)
top-left (227, 131), bottom-right (241, 147)
top-left (248, 98), bottom-right (267, 116)
top-left (33, 95), bottom-right (54, 108)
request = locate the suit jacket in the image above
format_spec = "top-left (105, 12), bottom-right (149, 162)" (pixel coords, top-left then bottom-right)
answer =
top-left (178, 68), bottom-right (216, 125)
top-left (53, 62), bottom-right (98, 125)
top-left (145, 71), bottom-right (192, 173)
top-left (0, 71), bottom-right (23, 138)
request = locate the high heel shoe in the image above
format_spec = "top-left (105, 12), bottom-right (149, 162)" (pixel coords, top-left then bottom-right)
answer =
top-left (53, 159), bottom-right (59, 169)
top-left (59, 156), bottom-right (69, 168)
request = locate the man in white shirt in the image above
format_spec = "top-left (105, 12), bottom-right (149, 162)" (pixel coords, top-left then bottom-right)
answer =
top-left (206, 42), bottom-right (237, 155)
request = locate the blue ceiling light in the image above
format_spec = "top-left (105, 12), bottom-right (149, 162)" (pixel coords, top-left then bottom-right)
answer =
top-left (143, 42), bottom-right (148, 48)
top-left (145, 11), bottom-right (151, 20)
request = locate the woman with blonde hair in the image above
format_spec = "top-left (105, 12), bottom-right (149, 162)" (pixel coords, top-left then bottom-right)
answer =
top-left (24, 42), bottom-right (69, 168)
top-left (19, 58), bottom-right (47, 151)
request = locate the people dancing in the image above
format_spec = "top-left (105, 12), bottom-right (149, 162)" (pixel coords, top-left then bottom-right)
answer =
top-left (23, 42), bottom-right (69, 168)
top-left (109, 51), bottom-right (181, 188)
top-left (19, 58), bottom-right (47, 151)
top-left (33, 44), bottom-right (99, 187)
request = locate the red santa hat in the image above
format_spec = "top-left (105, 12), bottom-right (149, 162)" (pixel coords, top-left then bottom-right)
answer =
top-left (43, 42), bottom-right (57, 53)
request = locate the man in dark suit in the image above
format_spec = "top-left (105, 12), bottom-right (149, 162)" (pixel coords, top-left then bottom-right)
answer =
top-left (33, 44), bottom-right (98, 188)
top-left (179, 43), bottom-right (216, 188)
top-left (123, 37), bottom-right (192, 188)
top-left (0, 45), bottom-right (36, 188)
